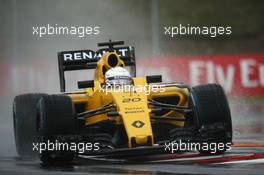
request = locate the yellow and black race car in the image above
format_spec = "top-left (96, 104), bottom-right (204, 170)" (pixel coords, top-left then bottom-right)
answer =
top-left (13, 40), bottom-right (232, 163)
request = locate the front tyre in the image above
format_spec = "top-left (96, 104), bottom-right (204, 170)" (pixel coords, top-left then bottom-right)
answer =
top-left (190, 84), bottom-right (232, 154)
top-left (13, 93), bottom-right (47, 158)
top-left (37, 95), bottom-right (77, 163)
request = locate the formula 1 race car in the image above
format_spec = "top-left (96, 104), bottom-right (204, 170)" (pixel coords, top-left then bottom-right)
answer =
top-left (13, 40), bottom-right (232, 163)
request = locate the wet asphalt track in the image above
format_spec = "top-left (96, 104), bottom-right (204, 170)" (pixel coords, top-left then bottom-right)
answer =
top-left (1, 100), bottom-right (263, 175)
top-left (1, 146), bottom-right (264, 175)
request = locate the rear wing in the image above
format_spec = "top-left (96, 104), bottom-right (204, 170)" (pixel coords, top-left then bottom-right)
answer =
top-left (58, 40), bottom-right (136, 92)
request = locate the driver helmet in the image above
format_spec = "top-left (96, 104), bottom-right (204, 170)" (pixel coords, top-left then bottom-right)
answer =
top-left (105, 66), bottom-right (132, 85)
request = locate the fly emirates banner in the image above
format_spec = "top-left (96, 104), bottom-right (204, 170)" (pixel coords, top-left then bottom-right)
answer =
top-left (138, 54), bottom-right (264, 96)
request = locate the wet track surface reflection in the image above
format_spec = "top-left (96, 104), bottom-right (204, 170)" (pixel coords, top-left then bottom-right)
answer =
top-left (1, 147), bottom-right (264, 175)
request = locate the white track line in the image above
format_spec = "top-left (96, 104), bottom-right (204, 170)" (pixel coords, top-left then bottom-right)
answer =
top-left (149, 154), bottom-right (242, 163)
top-left (215, 158), bottom-right (264, 164)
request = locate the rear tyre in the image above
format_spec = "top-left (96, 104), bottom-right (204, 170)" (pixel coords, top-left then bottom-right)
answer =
top-left (38, 95), bottom-right (77, 163)
top-left (13, 93), bottom-right (47, 158)
top-left (190, 84), bottom-right (232, 154)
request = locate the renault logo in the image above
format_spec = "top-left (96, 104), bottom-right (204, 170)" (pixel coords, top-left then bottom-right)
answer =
top-left (132, 120), bottom-right (145, 128)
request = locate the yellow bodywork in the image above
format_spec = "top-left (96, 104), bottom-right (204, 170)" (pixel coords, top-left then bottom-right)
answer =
top-left (67, 51), bottom-right (189, 148)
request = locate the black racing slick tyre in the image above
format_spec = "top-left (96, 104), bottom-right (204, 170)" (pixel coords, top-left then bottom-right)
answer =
top-left (38, 95), bottom-right (76, 135)
top-left (13, 93), bottom-right (47, 158)
top-left (37, 95), bottom-right (76, 163)
top-left (190, 84), bottom-right (232, 154)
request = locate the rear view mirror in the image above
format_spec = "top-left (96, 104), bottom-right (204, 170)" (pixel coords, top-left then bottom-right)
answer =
top-left (146, 75), bottom-right (162, 83)
top-left (78, 80), bottom-right (95, 89)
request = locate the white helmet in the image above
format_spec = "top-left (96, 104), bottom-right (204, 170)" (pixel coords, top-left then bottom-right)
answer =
top-left (105, 66), bottom-right (132, 85)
